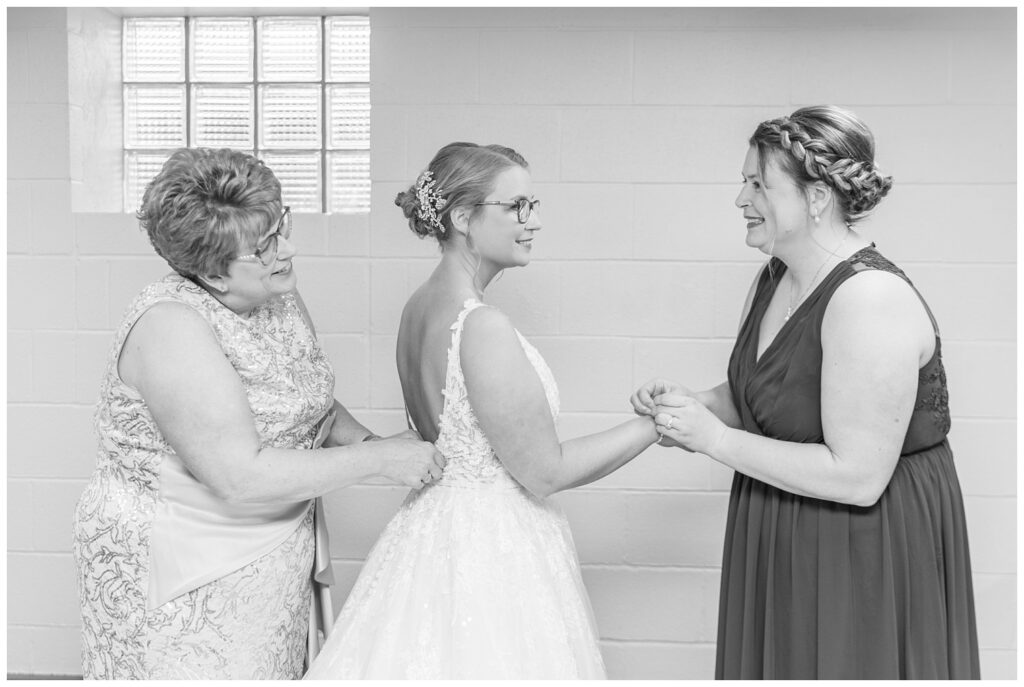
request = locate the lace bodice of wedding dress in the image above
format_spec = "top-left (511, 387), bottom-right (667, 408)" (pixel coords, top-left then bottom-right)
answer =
top-left (431, 298), bottom-right (559, 488)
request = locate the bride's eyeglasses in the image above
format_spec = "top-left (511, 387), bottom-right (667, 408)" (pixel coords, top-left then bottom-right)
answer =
top-left (236, 206), bottom-right (292, 266)
top-left (474, 197), bottom-right (540, 224)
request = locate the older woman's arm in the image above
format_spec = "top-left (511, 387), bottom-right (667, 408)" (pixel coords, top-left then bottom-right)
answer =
top-left (321, 400), bottom-right (381, 445)
top-left (653, 269), bottom-right (934, 507)
top-left (122, 301), bottom-right (444, 505)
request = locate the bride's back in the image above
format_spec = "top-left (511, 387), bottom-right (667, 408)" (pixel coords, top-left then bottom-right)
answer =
top-left (396, 280), bottom-right (471, 443)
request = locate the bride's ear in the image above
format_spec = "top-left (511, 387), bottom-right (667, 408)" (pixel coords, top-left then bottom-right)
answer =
top-left (449, 205), bottom-right (471, 237)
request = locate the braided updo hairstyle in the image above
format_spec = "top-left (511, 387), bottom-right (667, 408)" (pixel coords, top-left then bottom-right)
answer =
top-left (750, 105), bottom-right (893, 225)
top-left (396, 142), bottom-right (529, 242)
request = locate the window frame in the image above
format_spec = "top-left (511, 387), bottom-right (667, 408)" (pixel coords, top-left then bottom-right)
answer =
top-left (121, 12), bottom-right (370, 214)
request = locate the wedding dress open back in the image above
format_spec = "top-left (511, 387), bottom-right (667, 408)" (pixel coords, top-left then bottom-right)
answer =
top-left (304, 299), bottom-right (605, 679)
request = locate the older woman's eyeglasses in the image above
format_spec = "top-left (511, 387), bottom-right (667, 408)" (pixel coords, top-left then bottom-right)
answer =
top-left (473, 197), bottom-right (540, 224)
top-left (236, 206), bottom-right (292, 266)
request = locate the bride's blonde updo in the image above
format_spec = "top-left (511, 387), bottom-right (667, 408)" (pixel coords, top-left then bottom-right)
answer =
top-left (750, 105), bottom-right (893, 225)
top-left (396, 142), bottom-right (528, 242)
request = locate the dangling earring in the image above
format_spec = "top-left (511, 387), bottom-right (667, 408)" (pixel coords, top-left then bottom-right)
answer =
top-left (463, 228), bottom-right (485, 297)
top-left (813, 214), bottom-right (820, 224)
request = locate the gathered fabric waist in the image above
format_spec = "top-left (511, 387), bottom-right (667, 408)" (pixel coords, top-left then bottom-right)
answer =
top-left (431, 478), bottom-right (522, 492)
top-left (147, 451), bottom-right (312, 609)
top-left (899, 436), bottom-right (950, 459)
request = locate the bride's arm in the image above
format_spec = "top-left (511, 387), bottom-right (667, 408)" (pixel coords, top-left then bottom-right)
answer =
top-left (461, 307), bottom-right (660, 498)
top-left (549, 418), bottom-right (660, 492)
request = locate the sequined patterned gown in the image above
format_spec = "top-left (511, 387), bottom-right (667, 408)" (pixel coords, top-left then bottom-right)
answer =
top-left (305, 299), bottom-right (605, 679)
top-left (718, 246), bottom-right (979, 679)
top-left (72, 274), bottom-right (335, 679)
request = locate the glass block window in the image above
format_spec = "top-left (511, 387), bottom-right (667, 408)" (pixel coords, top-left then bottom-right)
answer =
top-left (122, 15), bottom-right (370, 214)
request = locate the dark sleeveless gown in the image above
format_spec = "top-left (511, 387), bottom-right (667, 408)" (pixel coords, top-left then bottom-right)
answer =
top-left (717, 245), bottom-right (980, 679)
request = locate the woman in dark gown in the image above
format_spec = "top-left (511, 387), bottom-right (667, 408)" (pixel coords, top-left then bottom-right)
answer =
top-left (631, 106), bottom-right (979, 679)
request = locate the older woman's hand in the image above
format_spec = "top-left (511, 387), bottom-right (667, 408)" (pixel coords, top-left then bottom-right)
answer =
top-left (385, 428), bottom-right (423, 442)
top-left (375, 438), bottom-right (447, 490)
top-left (652, 393), bottom-right (729, 456)
top-left (630, 378), bottom-right (694, 417)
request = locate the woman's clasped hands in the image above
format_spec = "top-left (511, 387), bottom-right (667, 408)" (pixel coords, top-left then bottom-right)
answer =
top-left (630, 379), bottom-right (728, 455)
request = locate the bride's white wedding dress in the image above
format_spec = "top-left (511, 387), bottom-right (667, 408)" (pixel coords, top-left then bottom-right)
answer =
top-left (304, 299), bottom-right (605, 679)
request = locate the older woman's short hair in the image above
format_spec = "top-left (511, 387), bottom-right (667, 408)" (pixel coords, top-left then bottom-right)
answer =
top-left (138, 148), bottom-right (283, 278)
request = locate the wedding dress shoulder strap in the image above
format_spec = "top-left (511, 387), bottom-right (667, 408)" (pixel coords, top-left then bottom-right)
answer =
top-left (447, 298), bottom-right (486, 370)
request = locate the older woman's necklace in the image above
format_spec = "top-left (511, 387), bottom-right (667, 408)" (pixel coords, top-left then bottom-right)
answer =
top-left (785, 232), bottom-right (848, 322)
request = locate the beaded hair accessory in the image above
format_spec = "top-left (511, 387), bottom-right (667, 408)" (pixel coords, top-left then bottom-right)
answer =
top-left (415, 171), bottom-right (448, 235)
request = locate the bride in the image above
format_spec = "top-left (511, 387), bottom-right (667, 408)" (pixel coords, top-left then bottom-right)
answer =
top-left (304, 142), bottom-right (660, 679)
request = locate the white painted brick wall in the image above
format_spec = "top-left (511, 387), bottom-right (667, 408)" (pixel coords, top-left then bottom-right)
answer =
top-left (974, 573), bottom-right (1018, 650)
top-left (6, 6), bottom-right (1015, 679)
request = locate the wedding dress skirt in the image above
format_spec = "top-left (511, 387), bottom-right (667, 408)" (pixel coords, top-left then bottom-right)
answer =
top-left (305, 482), bottom-right (604, 679)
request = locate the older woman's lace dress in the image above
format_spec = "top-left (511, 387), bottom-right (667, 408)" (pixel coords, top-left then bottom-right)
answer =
top-left (305, 299), bottom-right (605, 679)
top-left (72, 274), bottom-right (335, 679)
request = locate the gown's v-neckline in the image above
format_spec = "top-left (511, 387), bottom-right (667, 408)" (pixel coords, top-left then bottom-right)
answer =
top-left (752, 246), bottom-right (875, 366)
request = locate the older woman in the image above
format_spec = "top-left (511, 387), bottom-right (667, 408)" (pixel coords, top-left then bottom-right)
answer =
top-left (632, 106), bottom-right (979, 679)
top-left (72, 148), bottom-right (444, 679)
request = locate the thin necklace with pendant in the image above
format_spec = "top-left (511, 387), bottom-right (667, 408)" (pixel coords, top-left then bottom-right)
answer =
top-left (785, 231), bottom-right (848, 322)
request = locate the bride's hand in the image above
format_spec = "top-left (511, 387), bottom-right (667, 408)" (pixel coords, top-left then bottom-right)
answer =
top-left (655, 429), bottom-right (688, 451)
top-left (630, 378), bottom-right (693, 417)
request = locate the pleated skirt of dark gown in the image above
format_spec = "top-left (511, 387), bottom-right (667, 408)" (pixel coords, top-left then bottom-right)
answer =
top-left (715, 439), bottom-right (979, 679)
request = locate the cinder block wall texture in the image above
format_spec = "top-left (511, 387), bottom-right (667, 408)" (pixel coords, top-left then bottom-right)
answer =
top-left (7, 6), bottom-right (1016, 679)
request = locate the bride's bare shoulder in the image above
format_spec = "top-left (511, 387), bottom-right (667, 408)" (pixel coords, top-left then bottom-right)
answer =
top-left (402, 285), bottom-right (464, 334)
